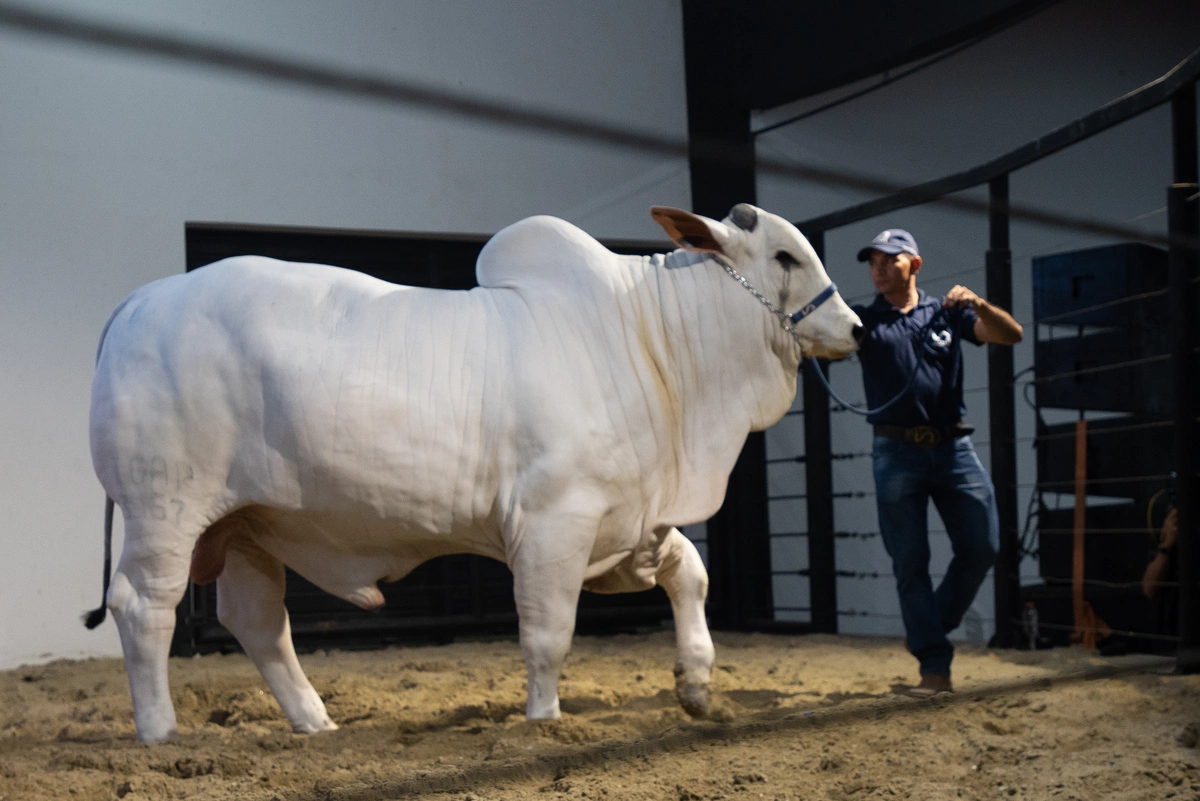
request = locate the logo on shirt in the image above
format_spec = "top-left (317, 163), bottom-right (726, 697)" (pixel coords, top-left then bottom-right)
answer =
top-left (928, 328), bottom-right (953, 351)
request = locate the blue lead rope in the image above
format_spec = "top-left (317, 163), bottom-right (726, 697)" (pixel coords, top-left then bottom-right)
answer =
top-left (807, 306), bottom-right (955, 417)
top-left (806, 354), bottom-right (921, 417)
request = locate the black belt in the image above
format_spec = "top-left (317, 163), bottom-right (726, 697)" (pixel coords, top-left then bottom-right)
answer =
top-left (873, 422), bottom-right (975, 448)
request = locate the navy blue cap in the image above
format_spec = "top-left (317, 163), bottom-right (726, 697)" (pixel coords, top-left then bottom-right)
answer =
top-left (856, 229), bottom-right (919, 262)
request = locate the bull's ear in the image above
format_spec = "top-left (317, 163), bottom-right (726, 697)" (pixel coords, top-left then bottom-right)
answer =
top-left (650, 206), bottom-right (731, 254)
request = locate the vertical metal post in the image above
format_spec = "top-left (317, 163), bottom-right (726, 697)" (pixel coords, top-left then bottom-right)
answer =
top-left (803, 230), bottom-right (838, 633)
top-left (1170, 83), bottom-right (1200, 671)
top-left (1071, 420), bottom-right (1098, 649)
top-left (987, 173), bottom-right (1021, 648)
top-left (681, 0), bottom-right (771, 629)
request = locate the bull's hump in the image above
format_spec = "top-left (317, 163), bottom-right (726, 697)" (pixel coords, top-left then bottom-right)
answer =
top-left (475, 215), bottom-right (614, 291)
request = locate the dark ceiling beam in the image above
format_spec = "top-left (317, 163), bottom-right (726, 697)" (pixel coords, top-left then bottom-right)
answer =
top-left (744, 0), bottom-right (1056, 111)
top-left (681, 0), bottom-right (756, 216)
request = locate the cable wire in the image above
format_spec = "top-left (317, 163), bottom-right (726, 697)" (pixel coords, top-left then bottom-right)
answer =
top-left (1036, 528), bottom-right (1162, 536)
top-left (1021, 620), bottom-right (1179, 643)
top-left (1033, 288), bottom-right (1170, 327)
top-left (1038, 576), bottom-right (1178, 590)
top-left (752, 28), bottom-right (1003, 136)
top-left (1028, 474), bottom-right (1175, 489)
top-left (0, 3), bottom-right (1197, 253)
top-left (1031, 419), bottom-right (1176, 442)
top-left (842, 266), bottom-right (989, 305)
top-left (1029, 353), bottom-right (1172, 384)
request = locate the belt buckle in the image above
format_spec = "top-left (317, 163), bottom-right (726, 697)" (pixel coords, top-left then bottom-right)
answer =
top-left (908, 425), bottom-right (942, 447)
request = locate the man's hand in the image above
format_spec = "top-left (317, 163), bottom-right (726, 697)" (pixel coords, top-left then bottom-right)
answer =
top-left (1145, 507), bottom-right (1178, 599)
top-left (1162, 508), bottom-right (1179, 550)
top-left (942, 285), bottom-right (980, 308)
top-left (943, 284), bottom-right (1023, 345)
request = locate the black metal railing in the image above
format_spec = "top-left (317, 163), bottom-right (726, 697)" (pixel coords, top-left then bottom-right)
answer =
top-left (770, 47), bottom-right (1199, 663)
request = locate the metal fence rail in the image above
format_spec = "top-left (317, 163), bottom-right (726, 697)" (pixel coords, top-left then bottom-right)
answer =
top-left (773, 46), bottom-right (1199, 661)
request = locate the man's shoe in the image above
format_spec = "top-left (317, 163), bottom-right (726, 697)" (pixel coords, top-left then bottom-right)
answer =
top-left (906, 673), bottom-right (952, 697)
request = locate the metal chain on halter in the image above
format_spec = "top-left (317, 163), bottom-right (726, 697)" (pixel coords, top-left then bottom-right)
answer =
top-left (711, 254), bottom-right (806, 343)
top-left (712, 251), bottom-right (954, 417)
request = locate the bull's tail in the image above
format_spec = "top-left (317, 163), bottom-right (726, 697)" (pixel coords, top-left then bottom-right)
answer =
top-left (82, 496), bottom-right (115, 629)
top-left (84, 294), bottom-right (131, 630)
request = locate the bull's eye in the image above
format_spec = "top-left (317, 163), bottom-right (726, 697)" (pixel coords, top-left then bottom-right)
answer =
top-left (774, 250), bottom-right (799, 268)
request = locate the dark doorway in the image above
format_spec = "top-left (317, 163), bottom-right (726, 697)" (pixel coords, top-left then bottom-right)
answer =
top-left (172, 222), bottom-right (676, 655)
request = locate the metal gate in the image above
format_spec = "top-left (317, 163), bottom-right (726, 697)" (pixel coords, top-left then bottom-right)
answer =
top-left (783, 49), bottom-right (1199, 659)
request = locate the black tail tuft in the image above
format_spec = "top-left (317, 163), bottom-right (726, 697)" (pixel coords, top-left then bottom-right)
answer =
top-left (83, 496), bottom-right (115, 630)
top-left (82, 606), bottom-right (107, 629)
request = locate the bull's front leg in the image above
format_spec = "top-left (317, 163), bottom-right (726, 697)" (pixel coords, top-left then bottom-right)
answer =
top-left (656, 527), bottom-right (715, 718)
top-left (509, 508), bottom-right (595, 720)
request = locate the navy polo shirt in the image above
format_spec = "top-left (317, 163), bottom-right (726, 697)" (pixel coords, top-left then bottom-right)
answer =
top-left (851, 289), bottom-right (982, 427)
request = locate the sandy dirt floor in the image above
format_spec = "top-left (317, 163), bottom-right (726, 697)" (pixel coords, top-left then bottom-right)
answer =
top-left (0, 631), bottom-right (1197, 801)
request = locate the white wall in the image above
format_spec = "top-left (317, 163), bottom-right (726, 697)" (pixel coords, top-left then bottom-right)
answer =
top-left (4, 0), bottom-right (1194, 668)
top-left (756, 0), bottom-right (1200, 641)
top-left (0, 0), bottom-right (689, 668)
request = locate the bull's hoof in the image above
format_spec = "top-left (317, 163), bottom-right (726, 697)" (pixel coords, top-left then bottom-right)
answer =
top-left (675, 682), bottom-right (710, 719)
top-left (293, 717), bottom-right (338, 734)
top-left (136, 725), bottom-right (179, 745)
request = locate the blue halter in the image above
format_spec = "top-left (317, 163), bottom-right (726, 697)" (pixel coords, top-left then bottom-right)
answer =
top-left (715, 250), bottom-right (957, 418)
top-left (789, 282), bottom-right (839, 324)
top-left (712, 253), bottom-right (841, 340)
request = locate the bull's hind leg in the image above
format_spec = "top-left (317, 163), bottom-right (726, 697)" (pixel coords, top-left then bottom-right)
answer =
top-left (657, 527), bottom-right (715, 718)
top-left (106, 521), bottom-right (193, 744)
top-left (215, 523), bottom-right (336, 734)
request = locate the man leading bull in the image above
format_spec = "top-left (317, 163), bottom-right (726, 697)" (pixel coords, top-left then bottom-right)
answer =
top-left (849, 228), bottom-right (1022, 697)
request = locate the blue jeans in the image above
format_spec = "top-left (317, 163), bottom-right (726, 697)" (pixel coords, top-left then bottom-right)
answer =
top-left (872, 435), bottom-right (999, 677)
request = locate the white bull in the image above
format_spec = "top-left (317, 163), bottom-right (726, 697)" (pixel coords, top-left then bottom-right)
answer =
top-left (87, 204), bottom-right (862, 743)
